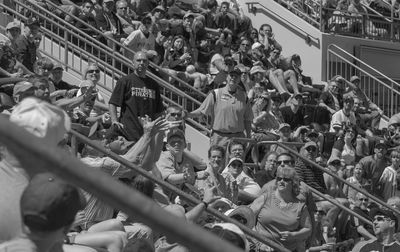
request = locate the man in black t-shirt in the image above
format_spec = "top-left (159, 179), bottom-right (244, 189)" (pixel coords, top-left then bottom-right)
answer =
top-left (109, 52), bottom-right (164, 142)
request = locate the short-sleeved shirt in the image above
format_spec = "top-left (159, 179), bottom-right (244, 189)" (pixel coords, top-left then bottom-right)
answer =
top-left (157, 151), bottom-right (196, 184)
top-left (329, 109), bottom-right (357, 132)
top-left (122, 29), bottom-right (156, 59)
top-left (351, 239), bottom-right (400, 252)
top-left (358, 155), bottom-right (388, 190)
top-left (80, 156), bottom-right (133, 227)
top-left (295, 159), bottom-right (327, 194)
top-left (109, 72), bottom-right (164, 141)
top-left (197, 86), bottom-right (253, 133)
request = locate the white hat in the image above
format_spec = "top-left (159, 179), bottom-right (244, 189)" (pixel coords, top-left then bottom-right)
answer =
top-left (251, 42), bottom-right (263, 50)
top-left (10, 97), bottom-right (71, 146)
top-left (212, 223), bottom-right (249, 252)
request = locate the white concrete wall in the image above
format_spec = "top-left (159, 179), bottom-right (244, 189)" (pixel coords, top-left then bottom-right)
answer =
top-left (238, 0), bottom-right (323, 83)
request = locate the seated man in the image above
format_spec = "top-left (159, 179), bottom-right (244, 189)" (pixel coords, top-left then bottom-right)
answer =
top-left (329, 93), bottom-right (356, 132)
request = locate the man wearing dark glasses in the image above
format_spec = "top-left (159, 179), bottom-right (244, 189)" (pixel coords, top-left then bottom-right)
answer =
top-left (350, 192), bottom-right (375, 241)
top-left (351, 207), bottom-right (400, 252)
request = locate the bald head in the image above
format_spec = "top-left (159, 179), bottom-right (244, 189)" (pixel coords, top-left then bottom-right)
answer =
top-left (133, 52), bottom-right (149, 77)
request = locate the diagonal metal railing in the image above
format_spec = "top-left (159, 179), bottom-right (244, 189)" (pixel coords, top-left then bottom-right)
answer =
top-left (0, 2), bottom-right (211, 134)
top-left (327, 44), bottom-right (400, 118)
top-left (0, 116), bottom-right (243, 252)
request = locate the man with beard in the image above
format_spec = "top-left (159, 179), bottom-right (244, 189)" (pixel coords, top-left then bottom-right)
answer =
top-left (358, 139), bottom-right (388, 198)
top-left (109, 52), bottom-right (164, 142)
top-left (351, 207), bottom-right (400, 251)
top-left (187, 66), bottom-right (253, 148)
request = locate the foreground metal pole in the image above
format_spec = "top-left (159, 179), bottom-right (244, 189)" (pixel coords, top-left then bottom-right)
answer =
top-left (307, 186), bottom-right (373, 226)
top-left (0, 117), bottom-right (242, 252)
top-left (275, 142), bottom-right (400, 216)
top-left (70, 130), bottom-right (290, 252)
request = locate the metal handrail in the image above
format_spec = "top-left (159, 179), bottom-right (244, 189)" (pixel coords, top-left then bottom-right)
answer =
top-left (69, 130), bottom-right (289, 252)
top-left (0, 117), bottom-right (243, 252)
top-left (274, 0), bottom-right (320, 26)
top-left (327, 44), bottom-right (400, 118)
top-left (245, 1), bottom-right (320, 44)
top-left (28, 0), bottom-right (207, 99)
top-left (273, 141), bottom-right (400, 216)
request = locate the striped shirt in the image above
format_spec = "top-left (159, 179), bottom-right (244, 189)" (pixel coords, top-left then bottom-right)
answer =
top-left (295, 159), bottom-right (327, 194)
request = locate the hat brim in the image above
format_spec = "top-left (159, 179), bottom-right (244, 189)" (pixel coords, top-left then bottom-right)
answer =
top-left (227, 206), bottom-right (256, 229)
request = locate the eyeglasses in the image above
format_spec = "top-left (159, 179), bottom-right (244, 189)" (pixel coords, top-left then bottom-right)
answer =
top-left (241, 43), bottom-right (250, 46)
top-left (271, 51), bottom-right (281, 55)
top-left (374, 215), bottom-right (390, 222)
top-left (267, 159), bottom-right (277, 163)
top-left (358, 198), bottom-right (369, 202)
top-left (87, 69), bottom-right (100, 74)
top-left (306, 147), bottom-right (317, 153)
top-left (169, 112), bottom-right (182, 117)
top-left (118, 6), bottom-right (127, 9)
top-left (276, 177), bottom-right (292, 183)
top-left (276, 160), bottom-right (292, 165)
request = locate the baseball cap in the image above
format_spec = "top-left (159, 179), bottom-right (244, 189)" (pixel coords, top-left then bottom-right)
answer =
top-left (307, 129), bottom-right (319, 138)
top-left (375, 139), bottom-right (387, 149)
top-left (10, 97), bottom-right (71, 146)
top-left (212, 198), bottom-right (233, 212)
top-left (26, 17), bottom-right (40, 27)
top-left (249, 65), bottom-right (266, 75)
top-left (350, 76), bottom-right (360, 83)
top-left (52, 63), bottom-right (63, 71)
top-left (304, 141), bottom-right (317, 149)
top-left (227, 157), bottom-right (244, 167)
top-left (278, 123), bottom-right (291, 131)
top-left (228, 66), bottom-right (242, 76)
top-left (211, 223), bottom-right (249, 252)
top-left (183, 12), bottom-right (194, 19)
top-left (251, 42), bottom-right (263, 50)
top-left (389, 113), bottom-right (400, 126)
top-left (225, 206), bottom-right (256, 229)
top-left (370, 207), bottom-right (398, 230)
top-left (167, 129), bottom-right (185, 142)
top-left (13, 81), bottom-right (35, 99)
top-left (20, 172), bottom-right (85, 231)
top-left (6, 20), bottom-right (21, 30)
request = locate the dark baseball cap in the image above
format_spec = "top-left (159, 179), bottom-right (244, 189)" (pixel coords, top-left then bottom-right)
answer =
top-left (370, 207), bottom-right (398, 230)
top-left (20, 172), bottom-right (85, 231)
top-left (167, 129), bottom-right (185, 142)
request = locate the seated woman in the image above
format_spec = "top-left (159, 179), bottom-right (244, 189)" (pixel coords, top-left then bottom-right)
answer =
top-left (329, 125), bottom-right (358, 166)
top-left (342, 163), bottom-right (369, 206)
top-left (249, 166), bottom-right (311, 251)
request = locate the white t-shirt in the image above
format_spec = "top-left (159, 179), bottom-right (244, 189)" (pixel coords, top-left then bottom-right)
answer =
top-left (329, 109), bottom-right (356, 132)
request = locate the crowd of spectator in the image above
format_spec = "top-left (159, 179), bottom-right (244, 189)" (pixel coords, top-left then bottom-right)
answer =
top-left (2, 0), bottom-right (400, 251)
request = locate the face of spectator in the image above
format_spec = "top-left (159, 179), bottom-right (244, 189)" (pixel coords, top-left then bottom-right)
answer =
top-left (302, 145), bottom-right (317, 161)
top-left (133, 52), bottom-right (149, 76)
top-left (374, 145), bottom-right (386, 159)
top-left (392, 153), bottom-right (400, 167)
top-left (173, 38), bottom-right (184, 50)
top-left (50, 69), bottom-right (63, 82)
top-left (33, 81), bottom-right (50, 101)
top-left (116, 2), bottom-right (127, 16)
top-left (271, 98), bottom-right (282, 110)
top-left (103, 1), bottom-right (115, 13)
top-left (328, 82), bottom-right (339, 95)
top-left (183, 17), bottom-right (194, 30)
top-left (276, 155), bottom-right (294, 169)
top-left (167, 136), bottom-right (185, 155)
top-left (353, 164), bottom-right (363, 179)
top-left (261, 25), bottom-right (273, 38)
top-left (250, 29), bottom-right (258, 40)
top-left (314, 208), bottom-right (326, 223)
top-left (154, 9), bottom-right (165, 19)
top-left (141, 18), bottom-right (153, 34)
top-left (264, 153), bottom-right (277, 173)
top-left (109, 136), bottom-right (129, 154)
top-left (82, 2), bottom-right (94, 15)
top-left (276, 171), bottom-right (293, 193)
top-left (343, 98), bottom-right (354, 112)
top-left (353, 98), bottom-right (361, 111)
top-left (86, 65), bottom-right (100, 83)
top-left (270, 49), bottom-right (281, 61)
top-left (228, 160), bottom-right (243, 178)
top-left (240, 71), bottom-right (248, 84)
top-left (239, 40), bottom-right (250, 53)
top-left (166, 108), bottom-right (182, 121)
top-left (344, 128), bottom-right (355, 141)
top-left (279, 126), bottom-right (291, 141)
top-left (221, 3), bottom-right (229, 14)
top-left (226, 73), bottom-right (240, 91)
top-left (27, 25), bottom-right (40, 36)
top-left (209, 150), bottom-right (224, 170)
top-left (230, 144), bottom-right (244, 159)
top-left (253, 71), bottom-right (265, 83)
top-left (80, 98), bottom-right (95, 114)
top-left (373, 215), bottom-right (394, 236)
top-left (7, 28), bottom-right (20, 40)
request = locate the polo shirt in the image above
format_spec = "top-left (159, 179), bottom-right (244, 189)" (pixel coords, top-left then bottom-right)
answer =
top-left (295, 159), bottom-right (327, 194)
top-left (197, 86), bottom-right (253, 133)
top-left (351, 239), bottom-right (400, 252)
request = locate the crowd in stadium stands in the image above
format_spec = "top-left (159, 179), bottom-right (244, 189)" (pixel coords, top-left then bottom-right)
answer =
top-left (3, 0), bottom-right (400, 251)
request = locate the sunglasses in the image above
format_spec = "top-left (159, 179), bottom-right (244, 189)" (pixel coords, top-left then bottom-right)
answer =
top-left (306, 147), bottom-right (317, 152)
top-left (169, 112), bottom-right (182, 117)
top-left (316, 210), bottom-right (326, 215)
top-left (277, 160), bottom-right (292, 165)
top-left (87, 69), bottom-right (100, 74)
top-left (331, 161), bottom-right (341, 166)
top-left (374, 215), bottom-right (390, 222)
top-left (358, 198), bottom-right (369, 202)
top-left (118, 6), bottom-right (127, 9)
top-left (276, 176), bottom-right (292, 182)
top-left (241, 43), bottom-right (250, 46)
